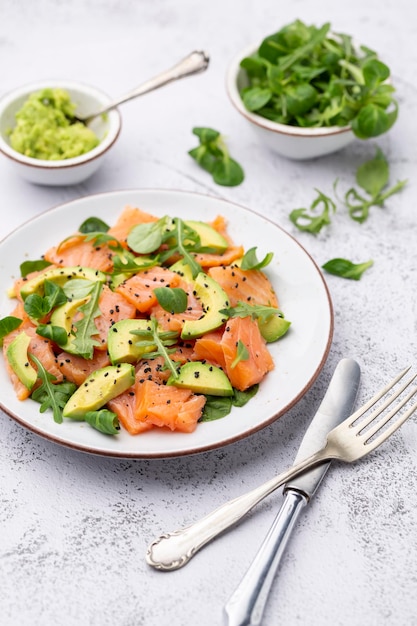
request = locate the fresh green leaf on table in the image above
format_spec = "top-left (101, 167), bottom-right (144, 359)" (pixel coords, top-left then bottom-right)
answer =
top-left (189, 127), bottom-right (244, 187)
top-left (290, 189), bottom-right (336, 233)
top-left (322, 258), bottom-right (374, 280)
top-left (343, 148), bottom-right (407, 223)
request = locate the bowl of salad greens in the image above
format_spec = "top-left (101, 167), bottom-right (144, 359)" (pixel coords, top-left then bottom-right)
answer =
top-left (226, 20), bottom-right (398, 160)
top-left (0, 80), bottom-right (121, 185)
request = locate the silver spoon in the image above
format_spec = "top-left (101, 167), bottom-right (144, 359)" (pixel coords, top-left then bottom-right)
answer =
top-left (75, 50), bottom-right (209, 124)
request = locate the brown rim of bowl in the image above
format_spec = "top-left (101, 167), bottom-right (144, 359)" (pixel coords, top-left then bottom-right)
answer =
top-left (0, 188), bottom-right (334, 459)
top-left (0, 111), bottom-right (122, 170)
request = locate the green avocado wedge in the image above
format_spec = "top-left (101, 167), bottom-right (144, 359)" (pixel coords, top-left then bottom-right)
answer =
top-left (6, 331), bottom-right (37, 390)
top-left (168, 361), bottom-right (233, 396)
top-left (19, 266), bottom-right (107, 300)
top-left (63, 363), bottom-right (135, 419)
top-left (181, 273), bottom-right (229, 340)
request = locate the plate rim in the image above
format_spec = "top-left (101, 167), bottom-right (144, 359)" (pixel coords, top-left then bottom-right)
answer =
top-left (0, 188), bottom-right (334, 458)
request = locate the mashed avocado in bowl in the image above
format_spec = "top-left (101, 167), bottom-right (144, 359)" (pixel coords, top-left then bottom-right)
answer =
top-left (9, 88), bottom-right (100, 160)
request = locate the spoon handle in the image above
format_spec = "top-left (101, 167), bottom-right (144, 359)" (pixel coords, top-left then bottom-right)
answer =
top-left (86, 50), bottom-right (209, 120)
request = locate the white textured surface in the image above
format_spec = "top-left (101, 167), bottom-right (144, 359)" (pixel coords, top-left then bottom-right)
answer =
top-left (1, 2), bottom-right (416, 625)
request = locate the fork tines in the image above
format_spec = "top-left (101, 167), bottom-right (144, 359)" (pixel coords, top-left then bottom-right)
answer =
top-left (347, 366), bottom-right (417, 445)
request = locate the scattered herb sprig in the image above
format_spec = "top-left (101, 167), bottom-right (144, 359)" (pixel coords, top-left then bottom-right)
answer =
top-left (289, 189), bottom-right (336, 234)
top-left (322, 258), bottom-right (374, 280)
top-left (339, 147), bottom-right (408, 223)
top-left (189, 127), bottom-right (244, 186)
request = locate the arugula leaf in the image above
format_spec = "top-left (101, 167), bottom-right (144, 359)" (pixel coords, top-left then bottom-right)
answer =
top-left (30, 354), bottom-right (77, 424)
top-left (322, 258), bottom-right (374, 280)
top-left (290, 189), bottom-right (336, 233)
top-left (130, 318), bottom-right (180, 378)
top-left (0, 316), bottom-right (22, 344)
top-left (189, 127), bottom-right (244, 187)
top-left (84, 409), bottom-right (120, 435)
top-left (220, 301), bottom-right (283, 323)
top-left (240, 247), bottom-right (273, 270)
top-left (231, 340), bottom-right (249, 368)
top-left (240, 19), bottom-right (398, 139)
top-left (71, 281), bottom-right (102, 359)
top-left (154, 287), bottom-right (188, 314)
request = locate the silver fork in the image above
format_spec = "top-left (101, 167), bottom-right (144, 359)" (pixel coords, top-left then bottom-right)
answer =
top-left (146, 367), bottom-right (417, 572)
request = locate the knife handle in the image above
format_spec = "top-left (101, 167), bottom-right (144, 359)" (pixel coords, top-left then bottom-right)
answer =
top-left (224, 490), bottom-right (307, 626)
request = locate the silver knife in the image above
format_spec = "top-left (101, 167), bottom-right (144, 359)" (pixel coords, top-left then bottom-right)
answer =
top-left (224, 358), bottom-right (361, 626)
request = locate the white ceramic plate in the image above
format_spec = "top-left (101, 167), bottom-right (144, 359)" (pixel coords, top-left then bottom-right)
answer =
top-left (0, 189), bottom-right (333, 458)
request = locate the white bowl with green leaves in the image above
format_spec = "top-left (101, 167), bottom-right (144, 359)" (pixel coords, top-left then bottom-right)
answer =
top-left (226, 20), bottom-right (397, 160)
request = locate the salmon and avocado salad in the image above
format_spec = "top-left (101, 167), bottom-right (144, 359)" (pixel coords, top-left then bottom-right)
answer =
top-left (0, 205), bottom-right (291, 437)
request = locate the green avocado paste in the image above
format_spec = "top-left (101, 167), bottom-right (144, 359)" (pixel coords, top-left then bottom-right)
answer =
top-left (9, 88), bottom-right (100, 160)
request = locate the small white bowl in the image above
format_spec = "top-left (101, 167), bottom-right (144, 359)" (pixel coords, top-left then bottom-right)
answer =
top-left (0, 80), bottom-right (121, 185)
top-left (226, 43), bottom-right (355, 160)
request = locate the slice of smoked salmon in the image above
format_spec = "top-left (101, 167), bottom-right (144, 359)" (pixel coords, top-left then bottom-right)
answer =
top-left (193, 246), bottom-right (244, 269)
top-left (135, 379), bottom-right (206, 433)
top-left (107, 386), bottom-right (154, 435)
top-left (44, 235), bottom-right (115, 273)
top-left (221, 316), bottom-right (274, 391)
top-left (192, 329), bottom-right (226, 370)
top-left (115, 267), bottom-right (181, 313)
top-left (57, 349), bottom-right (111, 386)
top-left (107, 205), bottom-right (158, 247)
top-left (93, 285), bottom-right (137, 350)
top-left (208, 265), bottom-right (279, 308)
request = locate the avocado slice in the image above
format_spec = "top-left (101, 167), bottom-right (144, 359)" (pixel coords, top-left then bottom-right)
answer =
top-left (185, 220), bottom-right (228, 253)
top-left (49, 296), bottom-right (90, 354)
top-left (258, 315), bottom-right (291, 343)
top-left (181, 273), bottom-right (229, 340)
top-left (6, 331), bottom-right (37, 390)
top-left (108, 319), bottom-right (156, 364)
top-left (167, 361), bottom-right (233, 396)
top-left (63, 363), bottom-right (135, 419)
top-left (20, 266), bottom-right (107, 300)
top-left (169, 258), bottom-right (194, 282)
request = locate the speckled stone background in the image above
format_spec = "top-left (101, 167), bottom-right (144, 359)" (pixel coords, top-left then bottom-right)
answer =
top-left (1, 1), bottom-right (416, 625)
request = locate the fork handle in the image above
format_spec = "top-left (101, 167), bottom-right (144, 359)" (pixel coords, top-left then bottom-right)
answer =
top-left (146, 449), bottom-right (327, 571)
top-left (224, 490), bottom-right (307, 626)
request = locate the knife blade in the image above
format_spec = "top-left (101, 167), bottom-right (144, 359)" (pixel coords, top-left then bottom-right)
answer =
top-left (224, 357), bottom-right (361, 626)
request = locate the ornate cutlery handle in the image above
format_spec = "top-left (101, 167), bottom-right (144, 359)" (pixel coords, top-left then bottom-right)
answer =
top-left (146, 451), bottom-right (326, 571)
